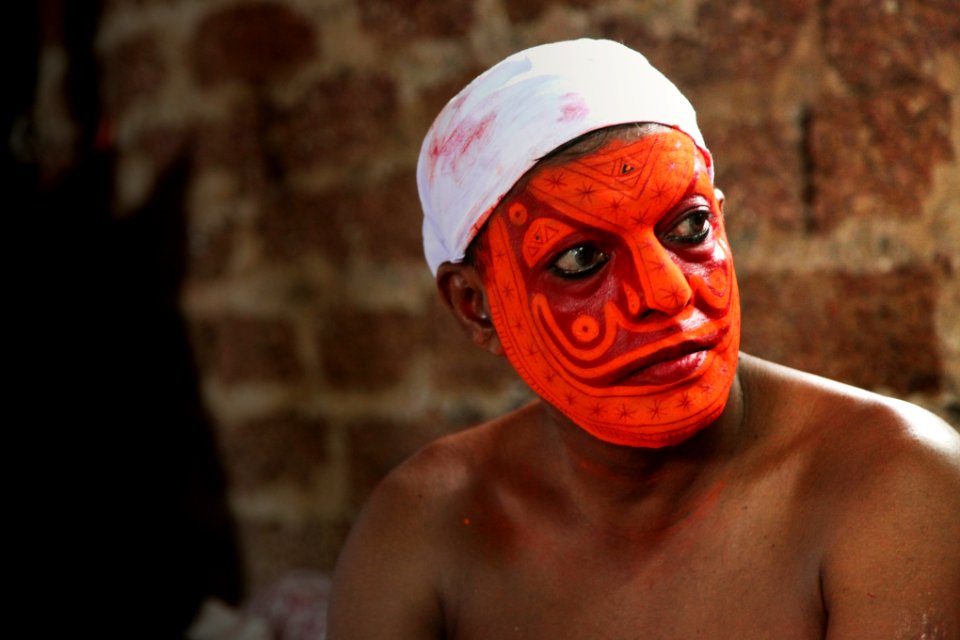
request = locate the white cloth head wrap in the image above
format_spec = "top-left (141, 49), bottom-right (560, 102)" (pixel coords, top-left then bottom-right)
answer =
top-left (418, 38), bottom-right (711, 275)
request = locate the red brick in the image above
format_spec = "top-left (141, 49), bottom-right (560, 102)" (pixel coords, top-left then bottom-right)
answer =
top-left (104, 0), bottom-right (179, 9)
top-left (808, 84), bottom-right (952, 230)
top-left (259, 168), bottom-right (422, 266)
top-left (426, 297), bottom-right (518, 392)
top-left (601, 0), bottom-right (815, 87)
top-left (358, 0), bottom-right (474, 42)
top-left (502, 0), bottom-right (593, 23)
top-left (318, 307), bottom-right (425, 390)
top-left (192, 98), bottom-right (267, 191)
top-left (350, 170), bottom-right (424, 262)
top-left (825, 0), bottom-right (959, 92)
top-left (191, 2), bottom-right (316, 87)
top-left (130, 125), bottom-right (188, 173)
top-left (238, 519), bottom-right (349, 592)
top-left (695, 0), bottom-right (815, 80)
top-left (193, 316), bottom-right (303, 384)
top-left (709, 118), bottom-right (805, 234)
top-left (269, 72), bottom-right (397, 170)
top-left (101, 32), bottom-right (165, 117)
top-left (186, 218), bottom-right (237, 281)
top-left (258, 188), bottom-right (349, 265)
top-left (739, 267), bottom-right (942, 393)
top-left (347, 417), bottom-right (448, 508)
top-left (219, 412), bottom-right (329, 492)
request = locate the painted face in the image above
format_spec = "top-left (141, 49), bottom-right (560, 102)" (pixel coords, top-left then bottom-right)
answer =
top-left (475, 129), bottom-right (740, 448)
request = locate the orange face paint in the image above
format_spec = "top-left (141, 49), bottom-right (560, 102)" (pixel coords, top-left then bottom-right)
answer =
top-left (476, 130), bottom-right (740, 447)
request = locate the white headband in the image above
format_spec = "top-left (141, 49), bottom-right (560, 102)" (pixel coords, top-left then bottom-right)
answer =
top-left (417, 38), bottom-right (711, 275)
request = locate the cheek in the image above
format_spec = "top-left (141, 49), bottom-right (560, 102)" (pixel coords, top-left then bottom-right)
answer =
top-left (527, 272), bottom-right (620, 345)
top-left (684, 247), bottom-right (727, 283)
top-left (699, 234), bottom-right (735, 304)
top-left (531, 272), bottom-right (615, 311)
top-left (673, 221), bottom-right (735, 309)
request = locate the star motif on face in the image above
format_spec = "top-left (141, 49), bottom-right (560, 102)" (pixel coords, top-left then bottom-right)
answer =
top-left (564, 392), bottom-right (577, 406)
top-left (525, 342), bottom-right (539, 358)
top-left (629, 211), bottom-right (646, 226)
top-left (659, 284), bottom-right (687, 308)
top-left (544, 369), bottom-right (556, 384)
top-left (545, 172), bottom-right (566, 190)
top-left (606, 195), bottom-right (625, 216)
top-left (589, 402), bottom-right (604, 417)
top-left (698, 380), bottom-right (714, 396)
top-left (617, 403), bottom-right (636, 420)
top-left (511, 319), bottom-right (525, 334)
top-left (650, 258), bottom-right (668, 273)
top-left (648, 399), bottom-right (663, 420)
top-left (677, 392), bottom-right (693, 412)
top-left (576, 183), bottom-right (597, 203)
top-left (494, 248), bottom-right (506, 260)
top-left (502, 284), bottom-right (515, 298)
top-left (650, 180), bottom-right (671, 202)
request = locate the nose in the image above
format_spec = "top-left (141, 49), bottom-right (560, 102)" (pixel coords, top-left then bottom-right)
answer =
top-left (622, 231), bottom-right (692, 316)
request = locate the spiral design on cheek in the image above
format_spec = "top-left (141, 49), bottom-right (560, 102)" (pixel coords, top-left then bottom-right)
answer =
top-left (571, 315), bottom-right (600, 343)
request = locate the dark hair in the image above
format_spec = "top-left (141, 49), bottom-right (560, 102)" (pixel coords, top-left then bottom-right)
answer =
top-left (537, 122), bottom-right (668, 165)
top-left (463, 122), bottom-right (671, 265)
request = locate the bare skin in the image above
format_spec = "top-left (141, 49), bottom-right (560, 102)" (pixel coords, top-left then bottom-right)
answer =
top-left (329, 128), bottom-right (959, 636)
top-left (329, 342), bottom-right (960, 638)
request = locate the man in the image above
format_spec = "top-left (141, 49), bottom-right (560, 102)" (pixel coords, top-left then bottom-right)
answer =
top-left (328, 39), bottom-right (960, 638)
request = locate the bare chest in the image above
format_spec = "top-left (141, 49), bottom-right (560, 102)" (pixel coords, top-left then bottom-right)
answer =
top-left (443, 485), bottom-right (825, 640)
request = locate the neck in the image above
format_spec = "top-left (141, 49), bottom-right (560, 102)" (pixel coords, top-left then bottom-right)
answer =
top-left (540, 371), bottom-right (746, 527)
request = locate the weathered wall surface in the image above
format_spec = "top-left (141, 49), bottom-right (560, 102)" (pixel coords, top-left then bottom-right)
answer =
top-left (59, 0), bottom-right (960, 597)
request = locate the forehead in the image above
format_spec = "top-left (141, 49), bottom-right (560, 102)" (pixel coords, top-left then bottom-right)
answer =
top-left (506, 129), bottom-right (710, 235)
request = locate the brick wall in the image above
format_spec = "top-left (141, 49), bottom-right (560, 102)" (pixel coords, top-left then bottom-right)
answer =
top-left (37, 0), bottom-right (960, 603)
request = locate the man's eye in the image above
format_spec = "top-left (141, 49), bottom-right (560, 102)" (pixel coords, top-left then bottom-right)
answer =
top-left (550, 245), bottom-right (609, 278)
top-left (664, 209), bottom-right (712, 244)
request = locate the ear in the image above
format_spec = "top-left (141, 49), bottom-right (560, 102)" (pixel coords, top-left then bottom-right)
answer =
top-left (436, 261), bottom-right (504, 357)
top-left (714, 187), bottom-right (726, 215)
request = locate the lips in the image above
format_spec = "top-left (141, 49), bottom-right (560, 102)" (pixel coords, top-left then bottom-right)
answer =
top-left (616, 347), bottom-right (708, 386)
top-left (585, 323), bottom-right (729, 388)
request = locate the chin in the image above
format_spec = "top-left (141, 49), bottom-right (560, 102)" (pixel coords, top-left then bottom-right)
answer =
top-left (571, 401), bottom-right (726, 449)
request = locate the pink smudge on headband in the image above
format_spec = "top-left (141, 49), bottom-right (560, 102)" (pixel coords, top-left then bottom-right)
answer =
top-left (427, 112), bottom-right (497, 183)
top-left (558, 92), bottom-right (588, 122)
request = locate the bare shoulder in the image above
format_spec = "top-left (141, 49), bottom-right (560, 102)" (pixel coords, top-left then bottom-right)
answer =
top-left (741, 354), bottom-right (960, 637)
top-left (327, 403), bottom-right (538, 639)
top-left (741, 354), bottom-right (959, 519)
top-left (740, 353), bottom-right (959, 470)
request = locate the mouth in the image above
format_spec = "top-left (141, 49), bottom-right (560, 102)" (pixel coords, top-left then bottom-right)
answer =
top-left (615, 348), bottom-right (708, 387)
top-left (605, 327), bottom-right (728, 388)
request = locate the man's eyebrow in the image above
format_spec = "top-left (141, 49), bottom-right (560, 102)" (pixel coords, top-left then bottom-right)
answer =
top-left (678, 172), bottom-right (712, 201)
